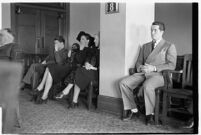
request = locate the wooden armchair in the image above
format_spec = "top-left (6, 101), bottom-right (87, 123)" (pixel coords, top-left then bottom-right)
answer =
top-left (80, 80), bottom-right (99, 110)
top-left (129, 55), bottom-right (184, 124)
top-left (156, 54), bottom-right (193, 125)
top-left (155, 55), bottom-right (184, 124)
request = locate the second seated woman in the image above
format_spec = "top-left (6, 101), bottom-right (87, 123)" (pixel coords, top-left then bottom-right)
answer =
top-left (34, 32), bottom-right (93, 104)
top-left (55, 32), bottom-right (100, 108)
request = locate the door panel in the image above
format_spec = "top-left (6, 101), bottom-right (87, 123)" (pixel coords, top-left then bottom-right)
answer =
top-left (18, 26), bottom-right (36, 53)
top-left (38, 10), bottom-right (63, 54)
top-left (16, 7), bottom-right (40, 53)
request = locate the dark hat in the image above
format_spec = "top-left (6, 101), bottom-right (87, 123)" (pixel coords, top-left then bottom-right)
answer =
top-left (88, 36), bottom-right (95, 48)
top-left (72, 43), bottom-right (80, 50)
top-left (54, 35), bottom-right (65, 43)
top-left (76, 31), bottom-right (86, 42)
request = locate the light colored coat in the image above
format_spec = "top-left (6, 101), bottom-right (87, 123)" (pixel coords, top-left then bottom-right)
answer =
top-left (119, 38), bottom-right (177, 115)
top-left (136, 39), bottom-right (177, 74)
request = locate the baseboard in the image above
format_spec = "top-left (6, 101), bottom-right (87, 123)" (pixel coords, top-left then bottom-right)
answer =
top-left (97, 95), bottom-right (123, 116)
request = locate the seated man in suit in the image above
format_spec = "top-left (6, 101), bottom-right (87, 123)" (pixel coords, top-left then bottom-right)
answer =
top-left (119, 21), bottom-right (177, 125)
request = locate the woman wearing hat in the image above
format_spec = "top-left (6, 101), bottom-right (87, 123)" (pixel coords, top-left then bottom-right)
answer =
top-left (33, 32), bottom-right (92, 104)
top-left (55, 32), bottom-right (100, 108)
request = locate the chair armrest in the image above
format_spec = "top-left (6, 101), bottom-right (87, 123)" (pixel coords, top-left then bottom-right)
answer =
top-left (161, 70), bottom-right (173, 89)
top-left (129, 68), bottom-right (136, 75)
top-left (161, 69), bottom-right (183, 89)
top-left (169, 70), bottom-right (183, 74)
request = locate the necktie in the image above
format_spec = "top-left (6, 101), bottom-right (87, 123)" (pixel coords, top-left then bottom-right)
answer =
top-left (152, 41), bottom-right (156, 51)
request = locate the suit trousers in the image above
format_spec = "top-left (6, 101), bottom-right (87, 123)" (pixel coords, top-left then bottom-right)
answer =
top-left (22, 63), bottom-right (46, 89)
top-left (119, 72), bottom-right (164, 115)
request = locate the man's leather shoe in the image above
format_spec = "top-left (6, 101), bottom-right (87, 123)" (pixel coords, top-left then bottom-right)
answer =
top-left (122, 110), bottom-right (129, 119)
top-left (146, 114), bottom-right (155, 125)
top-left (182, 118), bottom-right (194, 129)
top-left (122, 111), bottom-right (139, 121)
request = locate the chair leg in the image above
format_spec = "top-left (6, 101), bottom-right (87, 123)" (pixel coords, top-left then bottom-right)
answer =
top-left (69, 87), bottom-right (74, 103)
top-left (87, 81), bottom-right (93, 110)
top-left (162, 92), bottom-right (168, 125)
top-left (155, 89), bottom-right (160, 125)
top-left (32, 73), bottom-right (39, 89)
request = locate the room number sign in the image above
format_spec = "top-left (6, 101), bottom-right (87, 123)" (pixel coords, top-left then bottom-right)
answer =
top-left (105, 3), bottom-right (119, 14)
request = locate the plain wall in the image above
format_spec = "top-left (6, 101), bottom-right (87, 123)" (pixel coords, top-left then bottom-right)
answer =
top-left (0, 4), bottom-right (1, 29)
top-left (155, 3), bottom-right (192, 55)
top-left (125, 3), bottom-right (154, 75)
top-left (68, 3), bottom-right (100, 48)
top-left (1, 3), bottom-right (11, 29)
top-left (99, 3), bottom-right (154, 98)
top-left (99, 3), bottom-right (126, 97)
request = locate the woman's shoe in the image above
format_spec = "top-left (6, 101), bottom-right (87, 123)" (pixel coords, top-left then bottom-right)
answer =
top-left (68, 102), bottom-right (79, 109)
top-left (35, 94), bottom-right (48, 104)
top-left (54, 91), bottom-right (68, 100)
top-left (30, 88), bottom-right (41, 102)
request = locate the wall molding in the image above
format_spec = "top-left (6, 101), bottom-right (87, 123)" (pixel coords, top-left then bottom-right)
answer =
top-left (97, 95), bottom-right (123, 116)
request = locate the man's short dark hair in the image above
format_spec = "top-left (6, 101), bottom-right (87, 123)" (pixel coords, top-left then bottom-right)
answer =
top-left (54, 36), bottom-right (65, 44)
top-left (152, 21), bottom-right (165, 31)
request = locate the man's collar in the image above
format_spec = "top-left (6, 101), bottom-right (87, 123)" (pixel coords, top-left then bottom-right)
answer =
top-left (154, 38), bottom-right (163, 47)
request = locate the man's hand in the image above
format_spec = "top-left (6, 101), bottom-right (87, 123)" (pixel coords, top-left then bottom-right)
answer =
top-left (137, 65), bottom-right (144, 72)
top-left (141, 63), bottom-right (156, 73)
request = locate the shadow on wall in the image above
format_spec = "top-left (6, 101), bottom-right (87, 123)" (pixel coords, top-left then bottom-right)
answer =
top-left (127, 24), bottom-right (151, 70)
top-left (130, 24), bottom-right (149, 44)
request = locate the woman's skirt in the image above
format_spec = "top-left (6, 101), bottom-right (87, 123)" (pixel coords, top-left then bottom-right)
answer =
top-left (75, 67), bottom-right (98, 90)
top-left (48, 63), bottom-right (72, 84)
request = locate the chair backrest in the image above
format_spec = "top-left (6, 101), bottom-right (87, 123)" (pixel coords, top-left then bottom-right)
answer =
top-left (182, 54), bottom-right (192, 88)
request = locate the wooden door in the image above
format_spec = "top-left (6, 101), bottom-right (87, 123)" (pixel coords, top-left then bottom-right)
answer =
top-left (39, 10), bottom-right (65, 54)
top-left (14, 4), bottom-right (66, 55)
top-left (15, 7), bottom-right (40, 54)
